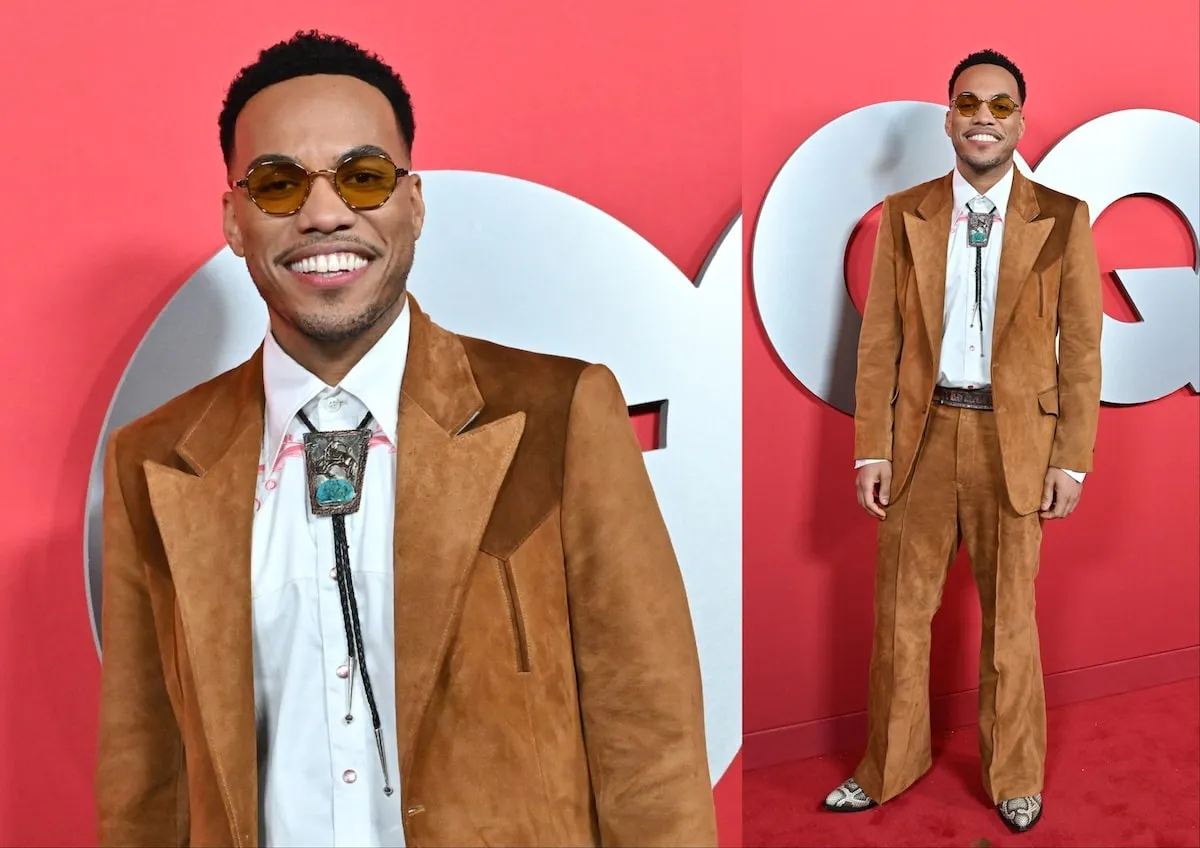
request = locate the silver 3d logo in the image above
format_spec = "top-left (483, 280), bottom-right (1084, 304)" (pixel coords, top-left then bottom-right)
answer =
top-left (83, 171), bottom-right (742, 783)
top-left (752, 102), bottom-right (1200, 414)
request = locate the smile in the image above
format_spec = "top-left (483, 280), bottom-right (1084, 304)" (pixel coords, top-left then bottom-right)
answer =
top-left (966, 131), bottom-right (1002, 144)
top-left (286, 252), bottom-right (371, 275)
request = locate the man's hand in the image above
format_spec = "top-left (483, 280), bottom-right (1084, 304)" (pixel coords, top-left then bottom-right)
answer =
top-left (856, 461), bottom-right (892, 519)
top-left (1040, 467), bottom-right (1083, 519)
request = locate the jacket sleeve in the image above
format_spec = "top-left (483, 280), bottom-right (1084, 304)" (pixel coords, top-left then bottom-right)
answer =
top-left (853, 196), bottom-right (903, 460)
top-left (560, 364), bottom-right (718, 847)
top-left (96, 432), bottom-right (189, 847)
top-left (1049, 199), bottom-right (1104, 472)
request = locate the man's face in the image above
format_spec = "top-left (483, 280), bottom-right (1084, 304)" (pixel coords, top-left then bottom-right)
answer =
top-left (945, 63), bottom-right (1025, 176)
top-left (222, 74), bottom-right (424, 345)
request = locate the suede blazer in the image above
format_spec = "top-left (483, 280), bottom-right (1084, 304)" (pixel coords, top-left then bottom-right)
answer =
top-left (854, 168), bottom-right (1103, 514)
top-left (95, 295), bottom-right (717, 847)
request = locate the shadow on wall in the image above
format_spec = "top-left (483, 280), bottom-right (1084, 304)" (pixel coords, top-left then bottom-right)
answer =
top-left (83, 250), bottom-right (268, 655)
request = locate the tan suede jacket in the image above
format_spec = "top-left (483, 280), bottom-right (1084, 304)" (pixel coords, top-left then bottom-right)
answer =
top-left (854, 168), bottom-right (1103, 514)
top-left (95, 296), bottom-right (717, 847)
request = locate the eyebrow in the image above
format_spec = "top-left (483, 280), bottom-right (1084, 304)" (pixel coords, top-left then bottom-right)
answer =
top-left (958, 90), bottom-right (1016, 100)
top-left (243, 152), bottom-right (298, 171)
top-left (240, 145), bottom-right (394, 174)
top-left (339, 144), bottom-right (390, 162)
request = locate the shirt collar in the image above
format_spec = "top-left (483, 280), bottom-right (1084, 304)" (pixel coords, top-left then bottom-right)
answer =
top-left (262, 299), bottom-right (411, 471)
top-left (952, 162), bottom-right (1015, 221)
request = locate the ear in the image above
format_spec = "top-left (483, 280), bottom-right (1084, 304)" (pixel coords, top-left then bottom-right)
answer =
top-left (1015, 111), bottom-right (1026, 142)
top-left (408, 173), bottom-right (425, 241)
top-left (222, 190), bottom-right (246, 257)
top-left (944, 109), bottom-right (953, 138)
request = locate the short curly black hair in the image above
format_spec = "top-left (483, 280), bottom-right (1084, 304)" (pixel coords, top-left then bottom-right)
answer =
top-left (218, 30), bottom-right (415, 167)
top-left (949, 49), bottom-right (1026, 105)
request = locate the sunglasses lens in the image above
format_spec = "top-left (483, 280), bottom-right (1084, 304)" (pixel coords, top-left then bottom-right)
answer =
top-left (989, 96), bottom-right (1016, 118)
top-left (955, 94), bottom-right (981, 116)
top-left (246, 162), bottom-right (309, 214)
top-left (335, 156), bottom-right (399, 209)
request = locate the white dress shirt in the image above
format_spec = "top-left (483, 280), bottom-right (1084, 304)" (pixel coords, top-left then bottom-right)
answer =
top-left (251, 302), bottom-right (411, 847)
top-left (857, 165), bottom-right (1083, 483)
top-left (939, 164), bottom-right (1012, 391)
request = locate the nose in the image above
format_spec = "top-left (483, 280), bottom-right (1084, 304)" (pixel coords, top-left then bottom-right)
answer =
top-left (974, 103), bottom-right (999, 123)
top-left (295, 172), bottom-right (356, 234)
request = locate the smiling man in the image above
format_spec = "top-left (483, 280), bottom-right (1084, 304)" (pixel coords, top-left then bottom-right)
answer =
top-left (94, 31), bottom-right (716, 848)
top-left (821, 50), bottom-right (1103, 832)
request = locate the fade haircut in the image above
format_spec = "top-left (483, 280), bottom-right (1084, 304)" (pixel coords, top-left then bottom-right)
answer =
top-left (218, 30), bottom-right (415, 167)
top-left (949, 49), bottom-right (1027, 104)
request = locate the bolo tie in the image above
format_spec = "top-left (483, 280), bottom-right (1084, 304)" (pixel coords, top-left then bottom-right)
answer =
top-left (965, 196), bottom-right (997, 358)
top-left (297, 407), bottom-right (393, 797)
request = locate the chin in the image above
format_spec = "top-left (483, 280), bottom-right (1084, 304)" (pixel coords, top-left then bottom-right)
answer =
top-left (294, 316), bottom-right (377, 344)
top-left (961, 154), bottom-right (1006, 173)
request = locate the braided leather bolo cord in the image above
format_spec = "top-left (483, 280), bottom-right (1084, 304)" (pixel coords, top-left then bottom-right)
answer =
top-left (297, 409), bottom-right (393, 796)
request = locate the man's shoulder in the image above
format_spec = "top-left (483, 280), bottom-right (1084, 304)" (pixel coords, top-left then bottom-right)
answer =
top-left (1026, 176), bottom-right (1085, 217)
top-left (457, 332), bottom-right (595, 406)
top-left (108, 361), bottom-right (251, 467)
top-left (884, 174), bottom-right (950, 211)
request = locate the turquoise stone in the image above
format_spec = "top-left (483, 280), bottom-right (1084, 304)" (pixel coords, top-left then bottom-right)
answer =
top-left (969, 230), bottom-right (987, 246)
top-left (316, 478), bottom-right (356, 506)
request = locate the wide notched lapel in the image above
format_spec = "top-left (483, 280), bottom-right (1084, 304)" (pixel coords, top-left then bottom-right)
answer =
top-left (143, 352), bottom-right (264, 848)
top-left (993, 168), bottom-right (1054, 347)
top-left (389, 298), bottom-right (525, 782)
top-left (903, 173), bottom-right (954, 363)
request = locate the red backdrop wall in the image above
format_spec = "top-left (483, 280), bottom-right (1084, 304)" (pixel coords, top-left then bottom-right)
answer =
top-left (0, 2), bottom-right (740, 845)
top-left (743, 0), bottom-right (1200, 768)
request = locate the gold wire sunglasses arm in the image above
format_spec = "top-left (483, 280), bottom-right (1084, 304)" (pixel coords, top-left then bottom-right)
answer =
top-left (233, 164), bottom-right (411, 189)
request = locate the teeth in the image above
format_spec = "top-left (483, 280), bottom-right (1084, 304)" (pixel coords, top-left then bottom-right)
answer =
top-left (287, 252), bottom-right (370, 274)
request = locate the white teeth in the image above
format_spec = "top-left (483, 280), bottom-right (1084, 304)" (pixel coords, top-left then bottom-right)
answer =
top-left (287, 252), bottom-right (370, 274)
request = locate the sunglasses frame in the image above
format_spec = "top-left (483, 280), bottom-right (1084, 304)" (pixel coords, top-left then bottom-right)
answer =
top-left (952, 92), bottom-right (1022, 120)
top-left (234, 153), bottom-right (411, 216)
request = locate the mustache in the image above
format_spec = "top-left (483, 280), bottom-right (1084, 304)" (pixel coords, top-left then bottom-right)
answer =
top-left (273, 236), bottom-right (383, 265)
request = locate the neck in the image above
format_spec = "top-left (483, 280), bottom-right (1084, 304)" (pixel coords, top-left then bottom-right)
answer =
top-left (271, 296), bottom-right (405, 386)
top-left (957, 158), bottom-right (1013, 196)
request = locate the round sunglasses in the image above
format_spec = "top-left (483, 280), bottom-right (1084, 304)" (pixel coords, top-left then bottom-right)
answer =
top-left (235, 153), bottom-right (410, 216)
top-left (952, 92), bottom-right (1021, 120)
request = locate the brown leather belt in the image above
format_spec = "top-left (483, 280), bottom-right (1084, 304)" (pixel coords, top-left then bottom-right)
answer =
top-left (933, 385), bottom-right (993, 410)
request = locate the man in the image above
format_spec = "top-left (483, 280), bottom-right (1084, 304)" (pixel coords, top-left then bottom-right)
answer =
top-left (95, 31), bottom-right (717, 848)
top-left (822, 50), bottom-right (1103, 833)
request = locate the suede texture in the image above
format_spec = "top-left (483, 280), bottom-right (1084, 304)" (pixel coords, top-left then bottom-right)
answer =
top-left (851, 169), bottom-right (1102, 808)
top-left (854, 169), bottom-right (1104, 516)
top-left (853, 404), bottom-right (1046, 805)
top-left (95, 295), bottom-right (717, 848)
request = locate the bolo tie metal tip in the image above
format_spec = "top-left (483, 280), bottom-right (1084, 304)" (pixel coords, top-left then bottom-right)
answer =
top-left (344, 657), bottom-right (357, 723)
top-left (373, 727), bottom-right (394, 796)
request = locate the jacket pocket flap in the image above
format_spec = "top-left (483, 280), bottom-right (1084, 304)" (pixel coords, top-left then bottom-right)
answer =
top-left (1038, 387), bottom-right (1059, 415)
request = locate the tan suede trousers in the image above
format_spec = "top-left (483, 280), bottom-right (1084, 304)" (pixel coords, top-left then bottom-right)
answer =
top-left (853, 402), bottom-right (1047, 805)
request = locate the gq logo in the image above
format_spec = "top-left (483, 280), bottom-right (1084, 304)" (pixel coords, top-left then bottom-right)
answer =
top-left (752, 102), bottom-right (1200, 414)
top-left (83, 171), bottom-right (742, 785)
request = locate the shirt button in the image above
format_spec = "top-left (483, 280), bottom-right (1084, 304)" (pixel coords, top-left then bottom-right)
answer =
top-left (969, 345), bottom-right (975, 351)
top-left (329, 567), bottom-right (337, 580)
top-left (326, 398), bottom-right (342, 411)
top-left (336, 664), bottom-right (350, 679)
top-left (343, 769), bottom-right (357, 784)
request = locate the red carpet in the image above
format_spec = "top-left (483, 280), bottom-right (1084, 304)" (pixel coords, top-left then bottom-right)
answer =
top-left (744, 677), bottom-right (1200, 847)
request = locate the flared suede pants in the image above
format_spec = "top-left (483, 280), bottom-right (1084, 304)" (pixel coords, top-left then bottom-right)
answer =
top-left (853, 403), bottom-right (1046, 805)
